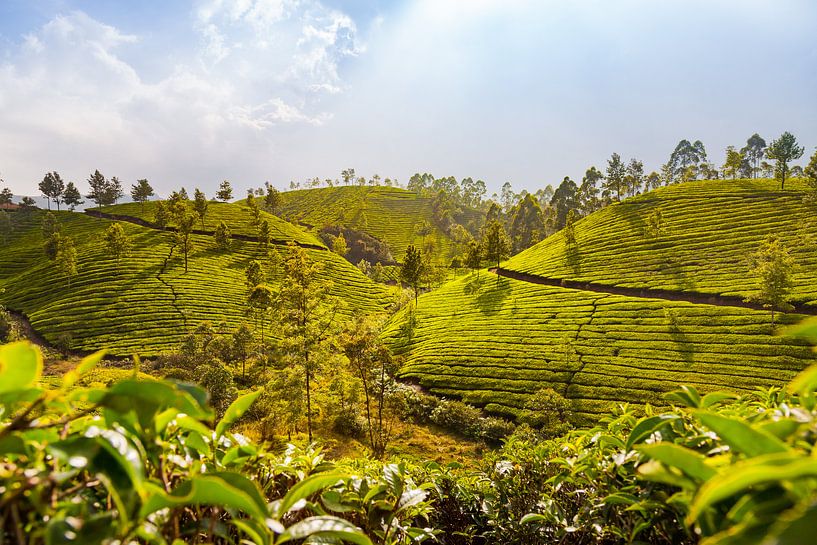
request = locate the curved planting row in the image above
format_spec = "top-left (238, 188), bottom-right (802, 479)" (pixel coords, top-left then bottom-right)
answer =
top-left (503, 179), bottom-right (817, 307)
top-left (0, 210), bottom-right (391, 355)
top-left (103, 200), bottom-right (324, 246)
top-left (381, 273), bottom-right (816, 425)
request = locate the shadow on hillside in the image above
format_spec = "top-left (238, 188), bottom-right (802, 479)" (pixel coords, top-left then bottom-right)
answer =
top-left (661, 255), bottom-right (695, 292)
top-left (472, 275), bottom-right (511, 315)
top-left (565, 244), bottom-right (582, 275)
top-left (665, 309), bottom-right (694, 366)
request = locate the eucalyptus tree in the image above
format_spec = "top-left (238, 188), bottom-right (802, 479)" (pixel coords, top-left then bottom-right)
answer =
top-left (63, 182), bottom-right (83, 211)
top-left (131, 179), bottom-right (155, 213)
top-left (766, 132), bottom-right (804, 189)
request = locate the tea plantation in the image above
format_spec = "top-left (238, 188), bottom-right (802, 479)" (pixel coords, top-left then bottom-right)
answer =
top-left (278, 186), bottom-right (480, 262)
top-left (0, 209), bottom-right (391, 355)
top-left (382, 273), bottom-right (816, 425)
top-left (504, 179), bottom-right (817, 307)
top-left (103, 199), bottom-right (324, 245)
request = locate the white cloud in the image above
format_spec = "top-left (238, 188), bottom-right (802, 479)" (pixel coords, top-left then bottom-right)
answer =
top-left (0, 4), bottom-right (364, 193)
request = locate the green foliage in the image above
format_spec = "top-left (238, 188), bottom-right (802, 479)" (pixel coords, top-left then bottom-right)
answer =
top-left (482, 219), bottom-right (511, 269)
top-left (103, 222), bottom-right (131, 267)
top-left (767, 131), bottom-right (805, 189)
top-left (747, 234), bottom-right (795, 324)
top-left (399, 245), bottom-right (424, 305)
top-left (214, 219), bottom-right (232, 249)
top-left (217, 180), bottom-right (233, 202)
top-left (0, 341), bottom-right (379, 545)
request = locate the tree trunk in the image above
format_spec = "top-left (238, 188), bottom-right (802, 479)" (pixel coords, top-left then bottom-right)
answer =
top-left (305, 352), bottom-right (313, 443)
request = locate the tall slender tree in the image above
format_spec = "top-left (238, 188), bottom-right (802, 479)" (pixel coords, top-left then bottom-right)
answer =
top-left (39, 172), bottom-right (65, 211)
top-left (400, 245), bottom-right (424, 307)
top-left (276, 242), bottom-right (337, 443)
top-left (604, 153), bottom-right (626, 201)
top-left (741, 134), bottom-right (767, 178)
top-left (193, 188), bottom-right (209, 229)
top-left (86, 170), bottom-right (108, 210)
top-left (216, 180), bottom-right (233, 202)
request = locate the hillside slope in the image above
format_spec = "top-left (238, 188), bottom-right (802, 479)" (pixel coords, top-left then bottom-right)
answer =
top-left (0, 209), bottom-right (390, 356)
top-left (382, 273), bottom-right (816, 425)
top-left (103, 200), bottom-right (324, 247)
top-left (504, 179), bottom-right (817, 307)
top-left (278, 186), bottom-right (481, 263)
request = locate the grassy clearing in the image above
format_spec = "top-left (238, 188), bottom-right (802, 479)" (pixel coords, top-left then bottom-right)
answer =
top-left (381, 272), bottom-right (816, 426)
top-left (0, 210), bottom-right (391, 356)
top-left (504, 179), bottom-right (817, 307)
top-left (278, 186), bottom-right (479, 262)
top-left (104, 200), bottom-right (324, 246)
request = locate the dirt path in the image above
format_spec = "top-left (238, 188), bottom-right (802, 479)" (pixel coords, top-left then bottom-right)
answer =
top-left (490, 267), bottom-right (817, 316)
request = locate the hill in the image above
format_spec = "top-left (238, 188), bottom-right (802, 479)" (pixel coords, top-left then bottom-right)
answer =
top-left (102, 200), bottom-right (324, 247)
top-left (382, 273), bottom-right (816, 425)
top-left (504, 179), bottom-right (817, 307)
top-left (277, 186), bottom-right (482, 263)
top-left (382, 179), bottom-right (817, 425)
top-left (0, 207), bottom-right (391, 356)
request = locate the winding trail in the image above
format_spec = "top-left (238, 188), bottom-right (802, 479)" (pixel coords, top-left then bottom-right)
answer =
top-left (490, 267), bottom-right (817, 316)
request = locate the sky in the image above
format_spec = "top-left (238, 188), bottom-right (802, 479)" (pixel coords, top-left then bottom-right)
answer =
top-left (1, 0), bottom-right (816, 198)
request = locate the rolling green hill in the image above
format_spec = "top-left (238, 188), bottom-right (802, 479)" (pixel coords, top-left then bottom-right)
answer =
top-left (382, 273), bottom-right (816, 425)
top-left (0, 207), bottom-right (390, 356)
top-left (382, 179), bottom-right (817, 425)
top-left (277, 186), bottom-right (481, 263)
top-left (103, 200), bottom-right (324, 247)
top-left (504, 179), bottom-right (817, 307)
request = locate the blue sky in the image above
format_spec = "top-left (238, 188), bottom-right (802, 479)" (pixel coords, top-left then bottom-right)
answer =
top-left (1, 0), bottom-right (815, 197)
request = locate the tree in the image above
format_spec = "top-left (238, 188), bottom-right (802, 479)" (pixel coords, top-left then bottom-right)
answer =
top-left (55, 236), bottom-right (78, 287)
top-left (668, 140), bottom-right (707, 182)
top-left (624, 158), bottom-right (644, 197)
top-left (104, 222), bottom-right (131, 270)
top-left (193, 188), bottom-right (209, 229)
top-left (246, 193), bottom-right (261, 226)
top-left (766, 132), bottom-right (804, 190)
top-left (20, 196), bottom-right (36, 209)
top-left (216, 180), bottom-right (233, 202)
top-left (175, 210), bottom-right (196, 273)
top-left (245, 260), bottom-right (265, 292)
top-left (0, 211), bottom-right (12, 244)
top-left (214, 220), bottom-right (231, 249)
top-left (465, 239), bottom-right (482, 278)
top-left (400, 245), bottom-right (424, 307)
top-left (247, 284), bottom-right (274, 343)
top-left (277, 242), bottom-right (337, 443)
top-left (232, 323), bottom-right (254, 378)
top-left (42, 212), bottom-right (62, 260)
top-left (39, 171), bottom-right (65, 211)
top-left (742, 133), bottom-right (767, 178)
top-left (332, 233), bottom-right (348, 257)
top-left (131, 179), bottom-right (154, 213)
top-left (645, 208), bottom-right (666, 238)
top-left (341, 168), bottom-right (356, 186)
top-left (63, 182), bottom-right (83, 211)
top-left (747, 235), bottom-right (794, 325)
top-left (258, 220), bottom-right (271, 250)
top-left (340, 316), bottom-right (395, 457)
top-left (482, 219), bottom-right (511, 271)
top-left (578, 167), bottom-right (602, 214)
top-left (550, 177), bottom-right (579, 229)
top-left (604, 153), bottom-right (626, 201)
top-left (500, 181), bottom-right (515, 213)
top-left (805, 148), bottom-right (817, 205)
top-left (722, 146), bottom-right (744, 179)
top-left (509, 193), bottom-right (545, 252)
top-left (154, 201), bottom-right (169, 229)
top-left (107, 176), bottom-right (124, 205)
top-left (264, 183), bottom-right (282, 215)
top-left (86, 170), bottom-right (108, 210)
top-left (0, 187), bottom-right (13, 206)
